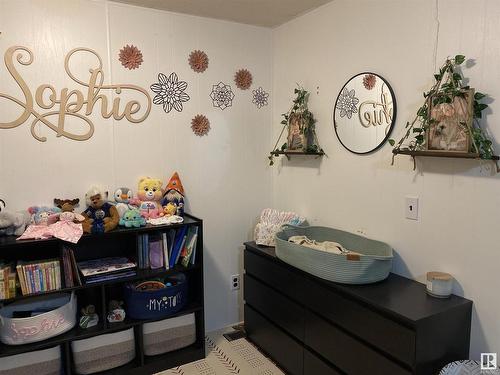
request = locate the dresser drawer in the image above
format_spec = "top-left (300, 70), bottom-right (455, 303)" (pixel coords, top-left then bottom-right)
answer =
top-left (244, 249), bottom-right (305, 301)
top-left (244, 274), bottom-right (305, 341)
top-left (305, 310), bottom-right (412, 375)
top-left (304, 349), bottom-right (342, 375)
top-left (306, 280), bottom-right (415, 366)
top-left (245, 305), bottom-right (303, 375)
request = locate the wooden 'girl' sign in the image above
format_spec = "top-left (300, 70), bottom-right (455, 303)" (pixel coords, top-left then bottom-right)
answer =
top-left (0, 46), bottom-right (151, 142)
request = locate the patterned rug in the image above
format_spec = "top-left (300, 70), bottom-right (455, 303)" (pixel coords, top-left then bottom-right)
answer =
top-left (157, 329), bottom-right (285, 375)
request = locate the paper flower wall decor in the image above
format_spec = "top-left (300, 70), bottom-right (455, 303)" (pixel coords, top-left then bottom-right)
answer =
top-left (234, 68), bottom-right (253, 90)
top-left (252, 87), bottom-right (269, 109)
top-left (191, 114), bottom-right (210, 136)
top-left (188, 50), bottom-right (209, 73)
top-left (118, 45), bottom-right (143, 70)
top-left (210, 82), bottom-right (235, 110)
top-left (363, 74), bottom-right (376, 90)
top-left (150, 72), bottom-right (190, 113)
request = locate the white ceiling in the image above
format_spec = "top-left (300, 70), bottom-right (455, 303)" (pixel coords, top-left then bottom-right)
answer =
top-left (112, 0), bottom-right (334, 28)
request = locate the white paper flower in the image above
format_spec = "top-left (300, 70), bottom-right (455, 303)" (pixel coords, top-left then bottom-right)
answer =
top-left (210, 82), bottom-right (235, 110)
top-left (150, 72), bottom-right (190, 113)
top-left (252, 87), bottom-right (269, 109)
top-left (337, 88), bottom-right (359, 119)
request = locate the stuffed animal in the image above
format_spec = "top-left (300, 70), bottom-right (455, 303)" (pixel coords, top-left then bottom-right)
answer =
top-left (119, 209), bottom-right (146, 228)
top-left (27, 206), bottom-right (61, 225)
top-left (135, 178), bottom-right (164, 219)
top-left (112, 188), bottom-right (135, 218)
top-left (163, 202), bottom-right (177, 216)
top-left (161, 172), bottom-right (185, 216)
top-left (0, 200), bottom-right (31, 236)
top-left (81, 186), bottom-right (120, 234)
top-left (54, 198), bottom-right (80, 213)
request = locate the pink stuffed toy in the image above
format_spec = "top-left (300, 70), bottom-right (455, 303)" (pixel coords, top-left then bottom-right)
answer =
top-left (132, 177), bottom-right (164, 219)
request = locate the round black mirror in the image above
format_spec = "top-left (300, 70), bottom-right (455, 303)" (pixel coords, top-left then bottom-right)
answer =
top-left (333, 72), bottom-right (396, 154)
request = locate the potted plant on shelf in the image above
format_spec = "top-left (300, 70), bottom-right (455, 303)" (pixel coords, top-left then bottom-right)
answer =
top-left (390, 54), bottom-right (497, 169)
top-left (269, 86), bottom-right (323, 166)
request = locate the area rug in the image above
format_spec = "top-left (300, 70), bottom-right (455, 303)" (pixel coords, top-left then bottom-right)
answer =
top-left (157, 329), bottom-right (285, 375)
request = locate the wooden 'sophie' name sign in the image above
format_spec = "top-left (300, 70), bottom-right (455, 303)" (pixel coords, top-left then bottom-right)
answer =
top-left (0, 46), bottom-right (151, 142)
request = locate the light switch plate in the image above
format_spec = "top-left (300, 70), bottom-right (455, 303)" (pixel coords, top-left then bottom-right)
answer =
top-left (406, 197), bottom-right (419, 220)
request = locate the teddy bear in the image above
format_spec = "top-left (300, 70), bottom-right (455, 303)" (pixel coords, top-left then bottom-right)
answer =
top-left (119, 209), bottom-right (146, 228)
top-left (134, 178), bottom-right (164, 219)
top-left (0, 200), bottom-right (31, 236)
top-left (81, 186), bottom-right (120, 234)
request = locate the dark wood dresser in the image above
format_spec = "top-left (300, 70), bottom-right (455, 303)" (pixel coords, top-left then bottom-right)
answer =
top-left (243, 242), bottom-right (472, 375)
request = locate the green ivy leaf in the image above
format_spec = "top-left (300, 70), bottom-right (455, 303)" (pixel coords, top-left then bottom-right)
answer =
top-left (388, 139), bottom-right (395, 146)
top-left (474, 92), bottom-right (486, 100)
top-left (455, 55), bottom-right (466, 65)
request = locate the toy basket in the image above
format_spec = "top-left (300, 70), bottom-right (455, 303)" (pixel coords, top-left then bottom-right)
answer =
top-left (124, 273), bottom-right (188, 320)
top-left (143, 312), bottom-right (196, 356)
top-left (71, 328), bottom-right (135, 374)
top-left (0, 345), bottom-right (61, 375)
top-left (0, 292), bottom-right (77, 345)
top-left (275, 225), bottom-right (393, 284)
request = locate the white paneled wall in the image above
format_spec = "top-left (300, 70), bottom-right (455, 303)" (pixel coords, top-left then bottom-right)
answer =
top-left (0, 0), bottom-right (272, 331)
top-left (272, 0), bottom-right (500, 359)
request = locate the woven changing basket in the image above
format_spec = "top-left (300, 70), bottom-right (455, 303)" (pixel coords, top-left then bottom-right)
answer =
top-left (143, 313), bottom-right (196, 356)
top-left (275, 225), bottom-right (393, 284)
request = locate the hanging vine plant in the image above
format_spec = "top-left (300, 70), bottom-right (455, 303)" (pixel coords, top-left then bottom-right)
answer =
top-left (268, 86), bottom-right (323, 166)
top-left (390, 54), bottom-right (497, 168)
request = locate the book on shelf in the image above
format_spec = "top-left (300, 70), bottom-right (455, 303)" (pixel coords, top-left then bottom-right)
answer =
top-left (77, 257), bottom-right (137, 284)
top-left (136, 225), bottom-right (198, 272)
top-left (0, 263), bottom-right (15, 300)
top-left (15, 259), bottom-right (61, 296)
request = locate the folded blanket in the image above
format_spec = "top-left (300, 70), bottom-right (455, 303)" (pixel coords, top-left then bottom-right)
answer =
top-left (288, 235), bottom-right (360, 256)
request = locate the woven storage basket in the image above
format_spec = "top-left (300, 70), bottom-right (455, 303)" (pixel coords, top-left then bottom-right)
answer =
top-left (0, 345), bottom-right (61, 375)
top-left (275, 225), bottom-right (393, 284)
top-left (143, 312), bottom-right (196, 356)
top-left (124, 273), bottom-right (188, 320)
top-left (0, 292), bottom-right (76, 345)
top-left (71, 328), bottom-right (135, 374)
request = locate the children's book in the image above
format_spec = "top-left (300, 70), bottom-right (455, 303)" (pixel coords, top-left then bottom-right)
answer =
top-left (162, 232), bottom-right (170, 270)
top-left (181, 227), bottom-right (199, 267)
top-left (77, 257), bottom-right (136, 278)
top-left (169, 226), bottom-right (187, 268)
top-left (149, 239), bottom-right (164, 269)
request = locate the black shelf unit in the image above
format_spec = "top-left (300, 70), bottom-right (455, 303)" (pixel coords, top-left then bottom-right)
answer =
top-left (0, 213), bottom-right (205, 374)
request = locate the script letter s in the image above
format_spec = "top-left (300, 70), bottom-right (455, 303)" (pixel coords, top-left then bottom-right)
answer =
top-left (0, 46), bottom-right (34, 129)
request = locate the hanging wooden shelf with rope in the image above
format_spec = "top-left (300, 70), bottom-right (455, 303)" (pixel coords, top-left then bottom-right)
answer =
top-left (269, 86), bottom-right (325, 166)
top-left (390, 54), bottom-right (499, 173)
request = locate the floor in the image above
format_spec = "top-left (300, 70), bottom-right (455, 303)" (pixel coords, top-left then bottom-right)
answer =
top-left (157, 328), bottom-right (285, 375)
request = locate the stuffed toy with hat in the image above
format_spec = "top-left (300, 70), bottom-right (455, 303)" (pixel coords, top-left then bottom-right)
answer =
top-left (161, 172), bottom-right (185, 216)
top-left (81, 186), bottom-right (120, 234)
top-left (134, 178), bottom-right (164, 219)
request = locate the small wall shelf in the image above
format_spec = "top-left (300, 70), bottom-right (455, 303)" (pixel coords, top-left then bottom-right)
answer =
top-left (392, 149), bottom-right (500, 171)
top-left (271, 150), bottom-right (325, 160)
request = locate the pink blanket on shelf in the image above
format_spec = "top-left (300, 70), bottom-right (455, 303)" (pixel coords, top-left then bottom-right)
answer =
top-left (17, 221), bottom-right (83, 243)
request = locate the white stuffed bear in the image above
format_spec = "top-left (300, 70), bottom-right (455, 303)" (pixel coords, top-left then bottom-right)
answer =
top-left (0, 200), bottom-right (31, 236)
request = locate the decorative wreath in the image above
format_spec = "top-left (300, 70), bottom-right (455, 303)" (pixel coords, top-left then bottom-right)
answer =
top-left (188, 50), bottom-right (209, 73)
top-left (118, 45), bottom-right (143, 70)
top-left (234, 69), bottom-right (253, 90)
top-left (191, 114), bottom-right (210, 136)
